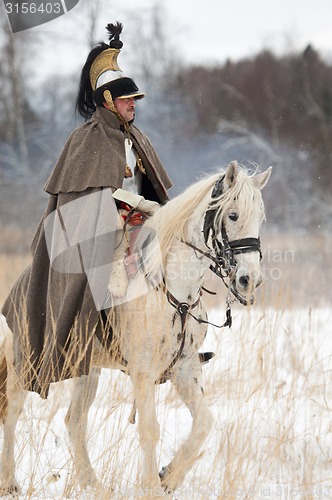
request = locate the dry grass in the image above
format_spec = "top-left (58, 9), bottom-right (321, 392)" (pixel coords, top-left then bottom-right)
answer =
top-left (0, 253), bottom-right (31, 305)
top-left (5, 305), bottom-right (330, 499)
top-left (259, 230), bottom-right (332, 308)
top-left (0, 230), bottom-right (331, 498)
top-left (203, 307), bottom-right (332, 497)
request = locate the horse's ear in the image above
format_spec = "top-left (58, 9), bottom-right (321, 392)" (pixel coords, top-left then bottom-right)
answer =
top-left (253, 166), bottom-right (272, 190)
top-left (224, 160), bottom-right (239, 188)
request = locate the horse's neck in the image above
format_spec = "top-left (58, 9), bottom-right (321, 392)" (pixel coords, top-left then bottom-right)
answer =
top-left (165, 229), bottom-right (209, 304)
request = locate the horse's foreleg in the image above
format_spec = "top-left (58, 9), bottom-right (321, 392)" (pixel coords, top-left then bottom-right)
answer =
top-left (132, 374), bottom-right (160, 489)
top-left (65, 367), bottom-right (101, 490)
top-left (160, 360), bottom-right (214, 491)
top-left (0, 346), bottom-right (26, 495)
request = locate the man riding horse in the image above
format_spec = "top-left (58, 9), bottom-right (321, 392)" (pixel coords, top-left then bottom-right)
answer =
top-left (1, 22), bottom-right (212, 398)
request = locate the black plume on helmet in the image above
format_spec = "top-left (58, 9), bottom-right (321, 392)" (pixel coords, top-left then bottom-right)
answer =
top-left (106, 22), bottom-right (123, 48)
top-left (75, 42), bottom-right (109, 120)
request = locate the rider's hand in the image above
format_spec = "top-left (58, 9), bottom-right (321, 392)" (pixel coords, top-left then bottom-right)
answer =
top-left (136, 199), bottom-right (160, 215)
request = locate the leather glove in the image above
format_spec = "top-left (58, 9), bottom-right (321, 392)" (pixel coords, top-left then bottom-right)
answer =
top-left (112, 189), bottom-right (160, 215)
top-left (136, 199), bottom-right (160, 215)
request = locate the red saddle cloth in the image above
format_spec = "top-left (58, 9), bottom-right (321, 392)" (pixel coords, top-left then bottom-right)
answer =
top-left (120, 202), bottom-right (146, 226)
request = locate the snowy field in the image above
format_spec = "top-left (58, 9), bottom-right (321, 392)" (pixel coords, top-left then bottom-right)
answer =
top-left (0, 306), bottom-right (331, 499)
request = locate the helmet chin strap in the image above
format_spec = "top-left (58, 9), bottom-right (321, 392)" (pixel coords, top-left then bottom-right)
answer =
top-left (103, 90), bottom-right (130, 132)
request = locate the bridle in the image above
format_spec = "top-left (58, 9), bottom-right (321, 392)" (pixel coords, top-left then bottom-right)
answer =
top-left (163, 174), bottom-right (263, 313)
top-left (163, 175), bottom-right (262, 320)
top-left (200, 174), bottom-right (262, 304)
top-left (179, 174), bottom-right (262, 305)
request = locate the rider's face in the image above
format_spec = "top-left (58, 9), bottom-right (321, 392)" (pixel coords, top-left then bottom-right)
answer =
top-left (114, 97), bottom-right (136, 122)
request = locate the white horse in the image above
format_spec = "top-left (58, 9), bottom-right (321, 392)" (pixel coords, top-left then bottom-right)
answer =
top-left (0, 161), bottom-right (271, 496)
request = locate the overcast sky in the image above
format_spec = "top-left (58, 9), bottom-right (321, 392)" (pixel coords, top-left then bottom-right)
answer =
top-left (8, 0), bottom-right (331, 82)
top-left (133, 0), bottom-right (332, 64)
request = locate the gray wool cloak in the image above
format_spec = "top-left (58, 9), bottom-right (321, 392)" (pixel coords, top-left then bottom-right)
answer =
top-left (2, 106), bottom-right (172, 397)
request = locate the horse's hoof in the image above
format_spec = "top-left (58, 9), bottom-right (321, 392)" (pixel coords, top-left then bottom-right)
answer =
top-left (159, 466), bottom-right (182, 497)
top-left (159, 465), bottom-right (171, 481)
top-left (159, 466), bottom-right (174, 496)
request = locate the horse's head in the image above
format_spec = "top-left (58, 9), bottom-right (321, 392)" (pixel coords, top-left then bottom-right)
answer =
top-left (205, 161), bottom-right (272, 305)
top-left (145, 160), bottom-right (271, 306)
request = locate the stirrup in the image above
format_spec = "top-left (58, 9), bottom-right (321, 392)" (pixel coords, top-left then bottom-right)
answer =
top-left (199, 351), bottom-right (215, 364)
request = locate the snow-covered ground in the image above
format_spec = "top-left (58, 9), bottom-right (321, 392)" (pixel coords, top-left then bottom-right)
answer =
top-left (1, 307), bottom-right (332, 499)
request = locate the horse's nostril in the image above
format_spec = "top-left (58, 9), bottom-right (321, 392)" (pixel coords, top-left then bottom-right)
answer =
top-left (239, 275), bottom-right (250, 289)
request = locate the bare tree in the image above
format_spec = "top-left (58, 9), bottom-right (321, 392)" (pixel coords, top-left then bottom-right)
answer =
top-left (124, 3), bottom-right (183, 90)
top-left (0, 8), bottom-right (30, 173)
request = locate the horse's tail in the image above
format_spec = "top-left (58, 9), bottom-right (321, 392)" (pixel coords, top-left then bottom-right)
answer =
top-left (0, 352), bottom-right (7, 421)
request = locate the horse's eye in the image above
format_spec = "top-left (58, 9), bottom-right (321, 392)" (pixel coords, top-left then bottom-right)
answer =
top-left (229, 212), bottom-right (239, 221)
